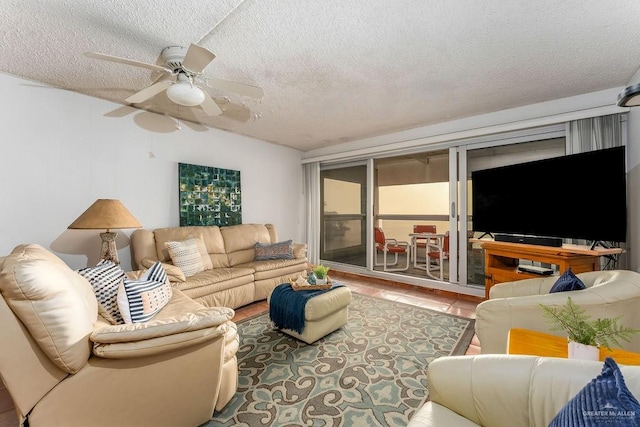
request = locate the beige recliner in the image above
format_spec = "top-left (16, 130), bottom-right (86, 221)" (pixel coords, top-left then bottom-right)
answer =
top-left (0, 244), bottom-right (238, 427)
top-left (475, 270), bottom-right (640, 354)
top-left (408, 354), bottom-right (640, 426)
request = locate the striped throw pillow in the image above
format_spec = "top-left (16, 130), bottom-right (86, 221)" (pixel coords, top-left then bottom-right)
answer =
top-left (117, 262), bottom-right (172, 324)
top-left (77, 260), bottom-right (126, 324)
top-left (165, 238), bottom-right (205, 277)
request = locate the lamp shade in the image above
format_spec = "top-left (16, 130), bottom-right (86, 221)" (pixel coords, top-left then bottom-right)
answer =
top-left (68, 199), bottom-right (142, 230)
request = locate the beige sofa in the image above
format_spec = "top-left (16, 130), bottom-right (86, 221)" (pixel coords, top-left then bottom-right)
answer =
top-left (0, 244), bottom-right (239, 427)
top-left (131, 223), bottom-right (308, 309)
top-left (408, 354), bottom-right (640, 426)
top-left (475, 270), bottom-right (640, 354)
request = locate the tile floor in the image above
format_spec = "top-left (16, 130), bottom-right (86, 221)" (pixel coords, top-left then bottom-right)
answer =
top-left (0, 271), bottom-right (482, 427)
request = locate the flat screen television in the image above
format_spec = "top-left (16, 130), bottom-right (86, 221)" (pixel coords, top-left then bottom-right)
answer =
top-left (471, 146), bottom-right (627, 243)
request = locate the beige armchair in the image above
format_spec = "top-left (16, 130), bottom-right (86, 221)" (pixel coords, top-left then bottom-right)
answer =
top-left (408, 354), bottom-right (640, 426)
top-left (475, 270), bottom-right (640, 354)
top-left (0, 244), bottom-right (238, 427)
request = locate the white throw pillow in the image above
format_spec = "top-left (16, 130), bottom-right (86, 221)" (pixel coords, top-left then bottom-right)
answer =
top-left (165, 238), bottom-right (206, 277)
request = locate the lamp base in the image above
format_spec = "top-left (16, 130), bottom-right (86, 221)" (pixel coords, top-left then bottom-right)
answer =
top-left (100, 231), bottom-right (119, 264)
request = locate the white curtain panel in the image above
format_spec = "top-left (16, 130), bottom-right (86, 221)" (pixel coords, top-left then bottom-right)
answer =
top-left (567, 113), bottom-right (623, 154)
top-left (303, 162), bottom-right (320, 264)
top-left (566, 113), bottom-right (626, 268)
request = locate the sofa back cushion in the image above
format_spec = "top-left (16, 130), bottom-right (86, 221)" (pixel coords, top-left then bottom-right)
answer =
top-left (221, 224), bottom-right (274, 266)
top-left (154, 226), bottom-right (229, 268)
top-left (0, 244), bottom-right (97, 374)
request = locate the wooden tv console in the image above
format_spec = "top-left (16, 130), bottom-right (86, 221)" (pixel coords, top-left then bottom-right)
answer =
top-left (473, 239), bottom-right (623, 299)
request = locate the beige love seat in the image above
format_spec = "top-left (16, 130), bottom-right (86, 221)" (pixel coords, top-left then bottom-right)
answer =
top-left (131, 223), bottom-right (308, 308)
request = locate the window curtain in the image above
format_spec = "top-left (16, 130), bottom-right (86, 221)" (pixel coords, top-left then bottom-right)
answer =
top-left (566, 113), bottom-right (626, 268)
top-left (303, 162), bottom-right (320, 264)
top-left (567, 114), bottom-right (623, 154)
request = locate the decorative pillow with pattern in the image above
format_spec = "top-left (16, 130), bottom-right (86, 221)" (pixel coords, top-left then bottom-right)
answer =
top-left (549, 357), bottom-right (640, 426)
top-left (254, 240), bottom-right (294, 260)
top-left (165, 238), bottom-right (206, 277)
top-left (76, 259), bottom-right (126, 324)
top-left (117, 262), bottom-right (172, 324)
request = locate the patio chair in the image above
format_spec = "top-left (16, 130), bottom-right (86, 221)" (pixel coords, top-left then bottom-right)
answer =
top-left (426, 231), bottom-right (449, 280)
top-left (374, 227), bottom-right (411, 272)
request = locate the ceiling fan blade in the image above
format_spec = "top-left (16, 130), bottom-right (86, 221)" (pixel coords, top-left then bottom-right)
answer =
top-left (85, 52), bottom-right (172, 74)
top-left (209, 78), bottom-right (264, 98)
top-left (182, 44), bottom-right (216, 73)
top-left (200, 92), bottom-right (223, 116)
top-left (125, 80), bottom-right (172, 104)
top-left (104, 105), bottom-right (137, 118)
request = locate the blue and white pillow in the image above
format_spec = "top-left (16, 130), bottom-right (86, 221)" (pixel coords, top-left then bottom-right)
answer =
top-left (77, 260), bottom-right (126, 324)
top-left (117, 262), bottom-right (172, 324)
top-left (549, 358), bottom-right (640, 426)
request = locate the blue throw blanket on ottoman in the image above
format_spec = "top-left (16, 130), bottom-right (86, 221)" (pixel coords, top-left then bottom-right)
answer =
top-left (270, 282), bottom-right (343, 334)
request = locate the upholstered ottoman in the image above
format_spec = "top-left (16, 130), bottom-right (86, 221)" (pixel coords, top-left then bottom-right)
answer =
top-left (268, 285), bottom-right (352, 344)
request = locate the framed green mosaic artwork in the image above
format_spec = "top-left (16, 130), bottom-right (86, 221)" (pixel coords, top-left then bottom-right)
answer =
top-left (178, 163), bottom-right (242, 226)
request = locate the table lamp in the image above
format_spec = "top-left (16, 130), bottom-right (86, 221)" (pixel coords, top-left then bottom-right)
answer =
top-left (68, 199), bottom-right (142, 264)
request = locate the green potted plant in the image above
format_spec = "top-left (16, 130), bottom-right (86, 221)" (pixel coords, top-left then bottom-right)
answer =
top-left (539, 297), bottom-right (640, 360)
top-left (312, 264), bottom-right (330, 285)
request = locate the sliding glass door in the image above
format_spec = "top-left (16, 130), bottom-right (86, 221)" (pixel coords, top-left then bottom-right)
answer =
top-left (313, 125), bottom-right (567, 297)
top-left (374, 150), bottom-right (453, 280)
top-left (320, 164), bottom-right (367, 267)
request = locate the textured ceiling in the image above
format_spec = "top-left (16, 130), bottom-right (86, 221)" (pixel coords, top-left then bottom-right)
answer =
top-left (2, 1), bottom-right (640, 152)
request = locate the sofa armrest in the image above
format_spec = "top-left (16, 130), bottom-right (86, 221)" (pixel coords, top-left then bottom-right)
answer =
top-left (92, 323), bottom-right (228, 359)
top-left (91, 302), bottom-right (235, 359)
top-left (140, 257), bottom-right (186, 282)
top-left (293, 243), bottom-right (308, 259)
top-left (91, 307), bottom-right (234, 344)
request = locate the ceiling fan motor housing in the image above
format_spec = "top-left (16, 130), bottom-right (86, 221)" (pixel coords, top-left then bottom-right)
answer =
top-left (161, 46), bottom-right (188, 72)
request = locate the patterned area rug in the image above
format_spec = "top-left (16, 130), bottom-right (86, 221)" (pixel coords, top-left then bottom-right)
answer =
top-left (206, 292), bottom-right (475, 427)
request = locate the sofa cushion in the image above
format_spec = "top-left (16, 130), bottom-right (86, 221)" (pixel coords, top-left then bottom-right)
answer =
top-left (77, 259), bottom-right (126, 324)
top-left (117, 262), bottom-right (173, 323)
top-left (222, 224), bottom-right (273, 265)
top-left (165, 238), bottom-right (206, 277)
top-left (254, 240), bottom-right (294, 260)
top-left (550, 268), bottom-right (586, 293)
top-left (549, 357), bottom-right (640, 426)
top-left (154, 226), bottom-right (228, 268)
top-left (0, 244), bottom-right (97, 374)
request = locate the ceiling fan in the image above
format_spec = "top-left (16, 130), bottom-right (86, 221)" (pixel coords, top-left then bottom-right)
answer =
top-left (86, 43), bottom-right (264, 116)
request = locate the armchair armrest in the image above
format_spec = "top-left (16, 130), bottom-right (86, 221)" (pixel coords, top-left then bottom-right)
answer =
top-left (489, 275), bottom-right (557, 299)
top-left (91, 303), bottom-right (235, 359)
top-left (417, 355), bottom-right (640, 427)
top-left (385, 239), bottom-right (409, 248)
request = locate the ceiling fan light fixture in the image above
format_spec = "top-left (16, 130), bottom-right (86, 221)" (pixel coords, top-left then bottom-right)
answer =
top-left (617, 83), bottom-right (640, 107)
top-left (166, 80), bottom-right (205, 107)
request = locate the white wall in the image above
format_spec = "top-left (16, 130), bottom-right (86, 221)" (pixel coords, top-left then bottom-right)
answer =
top-left (0, 73), bottom-right (304, 271)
